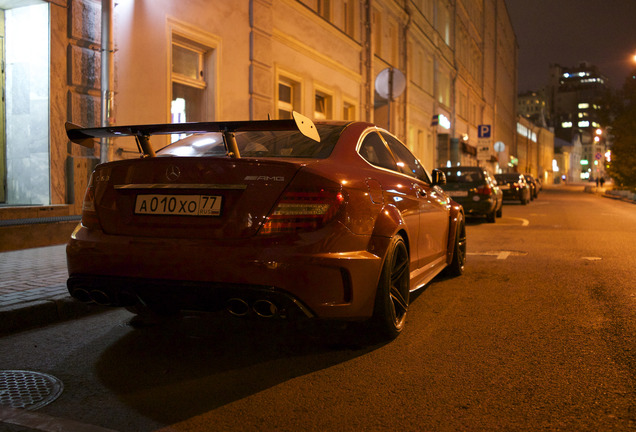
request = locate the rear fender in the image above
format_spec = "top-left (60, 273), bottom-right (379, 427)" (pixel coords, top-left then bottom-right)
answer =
top-left (367, 204), bottom-right (410, 260)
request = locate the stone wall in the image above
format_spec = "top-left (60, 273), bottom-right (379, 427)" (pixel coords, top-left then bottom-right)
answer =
top-left (64, 0), bottom-right (102, 213)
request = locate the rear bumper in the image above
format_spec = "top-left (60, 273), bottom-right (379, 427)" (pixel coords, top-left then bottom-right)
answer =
top-left (501, 189), bottom-right (523, 200)
top-left (453, 197), bottom-right (496, 216)
top-left (66, 224), bottom-right (385, 320)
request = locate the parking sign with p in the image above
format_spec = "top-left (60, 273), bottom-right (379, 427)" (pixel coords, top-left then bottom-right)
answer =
top-left (478, 125), bottom-right (491, 139)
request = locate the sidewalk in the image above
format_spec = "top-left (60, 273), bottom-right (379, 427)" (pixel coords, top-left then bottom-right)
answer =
top-left (0, 245), bottom-right (103, 335)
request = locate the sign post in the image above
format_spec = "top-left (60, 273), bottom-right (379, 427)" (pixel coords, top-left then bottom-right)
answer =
top-left (477, 125), bottom-right (492, 161)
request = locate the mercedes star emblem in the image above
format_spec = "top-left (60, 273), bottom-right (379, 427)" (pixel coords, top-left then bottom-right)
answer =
top-left (166, 165), bottom-right (181, 181)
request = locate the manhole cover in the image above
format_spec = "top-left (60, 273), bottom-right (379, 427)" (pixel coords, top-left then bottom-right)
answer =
top-left (0, 370), bottom-right (63, 410)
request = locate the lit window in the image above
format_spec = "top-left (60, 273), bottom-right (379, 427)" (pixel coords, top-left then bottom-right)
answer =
top-left (578, 103), bottom-right (589, 109)
top-left (171, 40), bottom-right (208, 125)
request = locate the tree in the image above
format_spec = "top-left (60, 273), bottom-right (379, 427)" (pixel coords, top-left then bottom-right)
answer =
top-left (607, 71), bottom-right (636, 188)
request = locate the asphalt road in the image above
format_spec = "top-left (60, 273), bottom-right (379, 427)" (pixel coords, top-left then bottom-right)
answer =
top-left (1, 186), bottom-right (634, 431)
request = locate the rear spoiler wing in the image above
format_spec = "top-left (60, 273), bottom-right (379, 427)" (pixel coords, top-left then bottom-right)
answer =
top-left (65, 111), bottom-right (320, 158)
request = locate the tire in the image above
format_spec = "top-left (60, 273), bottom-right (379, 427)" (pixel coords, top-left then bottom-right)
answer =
top-left (486, 209), bottom-right (496, 223)
top-left (496, 205), bottom-right (503, 218)
top-left (372, 234), bottom-right (410, 340)
top-left (446, 215), bottom-right (466, 276)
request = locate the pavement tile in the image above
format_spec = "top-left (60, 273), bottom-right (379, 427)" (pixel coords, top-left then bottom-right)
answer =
top-left (0, 244), bottom-right (104, 335)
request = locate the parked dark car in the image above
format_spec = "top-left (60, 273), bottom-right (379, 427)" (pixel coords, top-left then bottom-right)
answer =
top-left (439, 166), bottom-right (502, 223)
top-left (523, 174), bottom-right (539, 199)
top-left (495, 173), bottom-right (531, 205)
top-left (64, 112), bottom-right (466, 340)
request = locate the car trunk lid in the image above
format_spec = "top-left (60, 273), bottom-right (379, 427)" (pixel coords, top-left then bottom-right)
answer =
top-left (91, 157), bottom-right (305, 239)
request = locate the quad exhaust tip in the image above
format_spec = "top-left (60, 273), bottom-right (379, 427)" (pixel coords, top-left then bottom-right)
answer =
top-left (226, 298), bottom-right (278, 318)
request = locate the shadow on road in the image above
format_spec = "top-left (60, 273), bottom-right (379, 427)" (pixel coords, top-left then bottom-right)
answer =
top-left (95, 311), bottom-right (386, 424)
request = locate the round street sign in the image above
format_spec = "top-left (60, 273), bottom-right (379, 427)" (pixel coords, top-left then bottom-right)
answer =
top-left (375, 68), bottom-right (406, 100)
top-left (494, 141), bottom-right (505, 152)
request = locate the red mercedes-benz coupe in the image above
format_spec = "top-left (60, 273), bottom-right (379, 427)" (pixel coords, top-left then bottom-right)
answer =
top-left (66, 112), bottom-right (465, 339)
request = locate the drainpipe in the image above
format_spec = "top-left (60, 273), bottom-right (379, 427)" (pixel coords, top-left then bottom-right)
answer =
top-left (402, 6), bottom-right (411, 141)
top-left (363, 0), bottom-right (372, 122)
top-left (100, 0), bottom-right (114, 163)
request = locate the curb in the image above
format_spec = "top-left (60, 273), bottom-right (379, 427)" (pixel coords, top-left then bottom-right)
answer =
top-left (0, 294), bottom-right (107, 335)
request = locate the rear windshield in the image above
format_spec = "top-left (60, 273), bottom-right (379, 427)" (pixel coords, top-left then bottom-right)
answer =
top-left (442, 168), bottom-right (484, 183)
top-left (157, 124), bottom-right (345, 158)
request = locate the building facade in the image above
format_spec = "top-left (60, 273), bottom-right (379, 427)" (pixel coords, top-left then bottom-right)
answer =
top-left (515, 116), bottom-right (554, 185)
top-left (0, 0), bottom-right (518, 222)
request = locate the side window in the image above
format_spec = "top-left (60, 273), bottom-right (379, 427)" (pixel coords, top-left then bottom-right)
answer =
top-left (381, 133), bottom-right (430, 182)
top-left (358, 132), bottom-right (397, 172)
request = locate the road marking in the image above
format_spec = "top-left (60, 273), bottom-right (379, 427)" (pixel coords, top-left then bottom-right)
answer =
top-left (582, 257), bottom-right (602, 261)
top-left (487, 217), bottom-right (529, 226)
top-left (467, 250), bottom-right (528, 260)
top-left (509, 217), bottom-right (530, 226)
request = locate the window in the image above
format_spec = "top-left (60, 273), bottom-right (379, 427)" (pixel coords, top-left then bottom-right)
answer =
top-left (382, 133), bottom-right (429, 182)
top-left (171, 41), bottom-right (207, 124)
top-left (168, 23), bottom-right (219, 143)
top-left (389, 20), bottom-right (399, 65)
top-left (372, 8), bottom-right (382, 54)
top-left (424, 54), bottom-right (434, 94)
top-left (436, 0), bottom-right (452, 46)
top-left (343, 101), bottom-right (356, 121)
top-left (314, 91), bottom-right (332, 120)
top-left (277, 76), bottom-right (301, 119)
top-left (437, 69), bottom-right (451, 107)
top-left (358, 132), bottom-right (398, 172)
top-left (344, 0), bottom-right (355, 37)
top-left (317, 0), bottom-right (331, 20)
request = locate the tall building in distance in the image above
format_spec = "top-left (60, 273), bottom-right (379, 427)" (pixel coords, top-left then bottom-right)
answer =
top-left (544, 62), bottom-right (610, 180)
top-left (517, 90), bottom-right (548, 127)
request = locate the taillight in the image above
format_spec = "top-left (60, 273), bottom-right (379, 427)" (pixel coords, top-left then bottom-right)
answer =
top-left (81, 172), bottom-right (101, 230)
top-left (476, 185), bottom-right (492, 195)
top-left (259, 189), bottom-right (345, 235)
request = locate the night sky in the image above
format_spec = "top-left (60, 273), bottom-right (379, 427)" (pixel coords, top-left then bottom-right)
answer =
top-left (504, 0), bottom-right (636, 93)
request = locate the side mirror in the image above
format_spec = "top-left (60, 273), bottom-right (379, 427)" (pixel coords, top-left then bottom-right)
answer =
top-left (431, 169), bottom-right (446, 186)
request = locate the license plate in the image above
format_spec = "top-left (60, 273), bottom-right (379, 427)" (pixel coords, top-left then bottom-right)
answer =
top-left (446, 191), bottom-right (468, 197)
top-left (499, 184), bottom-right (510, 190)
top-left (134, 194), bottom-right (222, 216)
